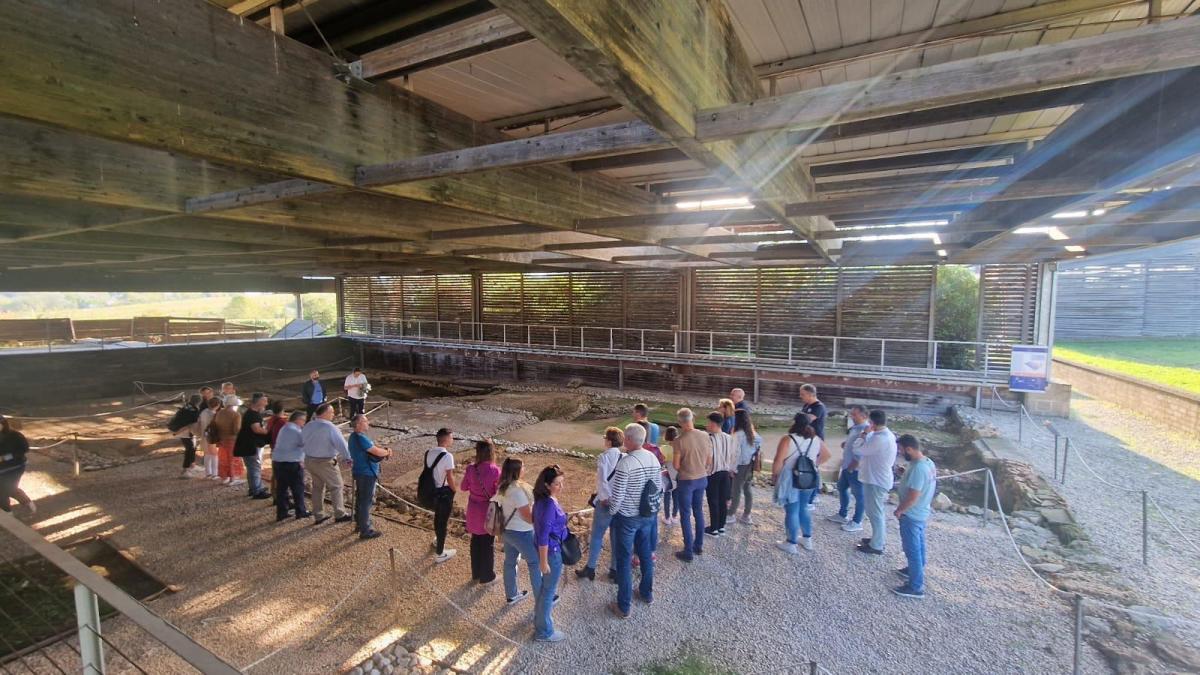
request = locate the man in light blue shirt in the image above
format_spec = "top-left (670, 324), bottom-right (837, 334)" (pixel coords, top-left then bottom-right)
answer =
top-left (272, 411), bottom-right (309, 522)
top-left (828, 405), bottom-right (869, 532)
top-left (893, 434), bottom-right (937, 599)
top-left (853, 409), bottom-right (897, 555)
top-left (301, 403), bottom-right (351, 524)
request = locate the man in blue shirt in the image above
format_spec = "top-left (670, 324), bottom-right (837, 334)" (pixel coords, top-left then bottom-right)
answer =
top-left (893, 434), bottom-right (937, 599)
top-left (349, 413), bottom-right (391, 539)
top-left (631, 404), bottom-right (659, 445)
top-left (301, 370), bottom-right (325, 421)
top-left (272, 411), bottom-right (310, 522)
top-left (828, 404), bottom-right (869, 532)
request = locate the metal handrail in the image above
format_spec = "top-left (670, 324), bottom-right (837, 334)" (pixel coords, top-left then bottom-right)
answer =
top-left (0, 512), bottom-right (239, 674)
top-left (346, 319), bottom-right (1002, 379)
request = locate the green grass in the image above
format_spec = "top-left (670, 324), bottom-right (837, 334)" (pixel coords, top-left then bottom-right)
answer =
top-left (1056, 339), bottom-right (1200, 395)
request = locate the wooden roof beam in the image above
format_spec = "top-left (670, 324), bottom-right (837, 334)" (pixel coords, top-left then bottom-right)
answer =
top-left (810, 144), bottom-right (1027, 179)
top-left (355, 9), bottom-right (532, 80)
top-left (491, 0), bottom-right (833, 260)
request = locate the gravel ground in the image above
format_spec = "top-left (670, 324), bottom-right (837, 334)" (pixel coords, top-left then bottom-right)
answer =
top-left (985, 393), bottom-right (1200, 634)
top-left (5, 447), bottom-right (1106, 675)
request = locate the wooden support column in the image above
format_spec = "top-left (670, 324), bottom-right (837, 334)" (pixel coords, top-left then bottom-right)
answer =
top-left (269, 4), bottom-right (284, 34)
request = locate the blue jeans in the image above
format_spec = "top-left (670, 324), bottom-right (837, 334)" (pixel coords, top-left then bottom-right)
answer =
top-left (675, 477), bottom-right (708, 557)
top-left (899, 515), bottom-right (928, 592)
top-left (612, 514), bottom-right (655, 613)
top-left (585, 504), bottom-right (614, 571)
top-left (243, 451), bottom-right (263, 495)
top-left (837, 469), bottom-right (864, 523)
top-left (534, 548), bottom-right (563, 639)
top-left (783, 490), bottom-right (815, 543)
top-left (864, 483), bottom-right (888, 550)
top-left (353, 474), bottom-right (376, 533)
top-left (502, 529), bottom-right (541, 601)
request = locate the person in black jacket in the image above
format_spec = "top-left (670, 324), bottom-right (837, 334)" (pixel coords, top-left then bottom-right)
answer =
top-left (0, 415), bottom-right (34, 513)
top-left (301, 370), bottom-right (325, 421)
top-left (234, 393), bottom-right (272, 499)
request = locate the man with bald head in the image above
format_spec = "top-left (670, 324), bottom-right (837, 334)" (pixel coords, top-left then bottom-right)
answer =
top-left (729, 388), bottom-right (751, 413)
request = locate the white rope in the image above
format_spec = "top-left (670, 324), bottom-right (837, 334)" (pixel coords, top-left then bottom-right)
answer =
top-left (241, 556), bottom-right (388, 671)
top-left (132, 356), bottom-right (356, 388)
top-left (27, 438), bottom-right (71, 451)
top-left (6, 393), bottom-right (185, 420)
top-left (1147, 495), bottom-right (1200, 556)
top-left (975, 469), bottom-right (1200, 628)
top-left (989, 386), bottom-right (1021, 410)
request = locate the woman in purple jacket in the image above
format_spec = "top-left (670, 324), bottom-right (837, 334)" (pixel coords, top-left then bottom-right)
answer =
top-left (532, 464), bottom-right (568, 643)
top-left (461, 439), bottom-right (501, 584)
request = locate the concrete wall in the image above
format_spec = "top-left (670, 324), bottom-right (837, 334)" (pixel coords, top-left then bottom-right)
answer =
top-left (1053, 358), bottom-right (1200, 436)
top-left (0, 337), bottom-right (356, 410)
top-left (363, 342), bottom-right (979, 413)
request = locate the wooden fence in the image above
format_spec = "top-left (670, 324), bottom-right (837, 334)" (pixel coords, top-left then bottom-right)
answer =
top-left (0, 317), bottom-right (267, 346)
top-left (1056, 251), bottom-right (1200, 340)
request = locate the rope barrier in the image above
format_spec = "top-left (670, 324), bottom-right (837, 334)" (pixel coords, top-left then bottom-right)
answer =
top-left (6, 393), bottom-right (185, 421)
top-left (241, 556), bottom-right (388, 671)
top-left (132, 356), bottom-right (356, 389)
top-left (27, 438), bottom-right (71, 451)
top-left (989, 386), bottom-right (1021, 410)
top-left (1147, 495), bottom-right (1200, 556)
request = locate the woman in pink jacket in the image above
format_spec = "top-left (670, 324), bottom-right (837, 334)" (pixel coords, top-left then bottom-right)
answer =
top-left (461, 439), bottom-right (501, 584)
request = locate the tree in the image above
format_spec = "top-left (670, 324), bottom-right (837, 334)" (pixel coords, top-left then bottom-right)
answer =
top-left (935, 265), bottom-right (980, 370)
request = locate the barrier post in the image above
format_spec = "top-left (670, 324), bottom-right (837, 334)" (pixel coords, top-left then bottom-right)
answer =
top-left (1072, 594), bottom-right (1084, 675)
top-left (1141, 490), bottom-right (1149, 566)
top-left (1061, 438), bottom-right (1071, 485)
top-left (73, 433), bottom-right (81, 478)
top-left (75, 583), bottom-right (106, 675)
top-left (389, 547), bottom-right (397, 573)
top-left (1018, 407), bottom-right (1024, 447)
top-left (1053, 436), bottom-right (1060, 481)
top-left (982, 470), bottom-right (991, 526)
top-left (808, 662), bottom-right (817, 675)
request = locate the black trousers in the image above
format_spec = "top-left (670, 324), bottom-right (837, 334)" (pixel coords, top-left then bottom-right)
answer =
top-left (274, 462), bottom-right (306, 519)
top-left (470, 533), bottom-right (496, 582)
top-left (306, 403), bottom-right (320, 421)
top-left (348, 398), bottom-right (365, 419)
top-left (180, 437), bottom-right (197, 469)
top-left (433, 489), bottom-right (454, 554)
top-left (706, 471), bottom-right (732, 530)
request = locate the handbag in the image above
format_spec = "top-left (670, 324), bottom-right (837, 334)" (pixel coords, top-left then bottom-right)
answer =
top-left (559, 531), bottom-right (582, 566)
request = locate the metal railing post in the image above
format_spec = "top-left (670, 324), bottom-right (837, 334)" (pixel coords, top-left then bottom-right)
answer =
top-left (502, 324), bottom-right (507, 344)
top-left (788, 335), bottom-right (793, 363)
top-left (932, 342), bottom-right (939, 370)
top-left (1018, 406), bottom-right (1024, 446)
top-left (640, 329), bottom-right (645, 355)
top-left (75, 583), bottom-right (106, 675)
top-left (880, 339), bottom-right (886, 370)
top-left (580, 326), bottom-right (584, 350)
top-left (709, 331), bottom-right (714, 355)
top-left (552, 326), bottom-right (557, 349)
top-left (1053, 435), bottom-right (1060, 482)
top-left (1142, 490), bottom-right (1149, 566)
top-left (982, 470), bottom-right (991, 526)
top-left (832, 337), bottom-right (838, 365)
top-left (526, 325), bottom-right (531, 345)
top-left (746, 332), bottom-right (752, 358)
top-left (73, 433), bottom-right (80, 478)
top-left (610, 328), bottom-right (614, 353)
top-left (1072, 594), bottom-right (1084, 675)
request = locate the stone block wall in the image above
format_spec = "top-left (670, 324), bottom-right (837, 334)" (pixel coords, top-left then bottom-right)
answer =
top-left (1023, 382), bottom-right (1072, 418)
top-left (1053, 358), bottom-right (1200, 437)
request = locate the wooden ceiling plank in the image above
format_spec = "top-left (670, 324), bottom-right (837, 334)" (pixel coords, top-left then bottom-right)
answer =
top-left (355, 9), bottom-right (532, 80)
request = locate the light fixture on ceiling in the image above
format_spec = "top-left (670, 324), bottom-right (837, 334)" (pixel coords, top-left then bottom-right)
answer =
top-left (1064, 245), bottom-right (1086, 252)
top-left (1015, 226), bottom-right (1069, 240)
top-left (675, 196), bottom-right (753, 211)
top-left (737, 229), bottom-right (791, 235)
top-left (1091, 208), bottom-right (1106, 216)
top-left (1051, 210), bottom-right (1088, 219)
top-left (937, 249), bottom-right (948, 257)
top-left (837, 219), bottom-right (950, 232)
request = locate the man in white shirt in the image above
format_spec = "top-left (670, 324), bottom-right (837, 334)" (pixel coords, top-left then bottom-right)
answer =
top-left (425, 428), bottom-right (457, 563)
top-left (343, 367), bottom-right (368, 420)
top-left (853, 409), bottom-right (898, 555)
top-left (578, 427), bottom-right (624, 582)
top-left (704, 412), bottom-right (737, 536)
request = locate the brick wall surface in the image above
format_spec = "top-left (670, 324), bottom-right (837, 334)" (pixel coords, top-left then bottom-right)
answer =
top-left (1052, 359), bottom-right (1200, 437)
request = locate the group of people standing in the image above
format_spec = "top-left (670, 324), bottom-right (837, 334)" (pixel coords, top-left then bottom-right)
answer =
top-left (167, 368), bottom-right (393, 539)
top-left (441, 384), bottom-right (938, 644)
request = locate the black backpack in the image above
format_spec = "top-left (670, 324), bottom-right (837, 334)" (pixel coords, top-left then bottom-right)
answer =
top-left (790, 436), bottom-right (820, 490)
top-left (634, 454), bottom-right (660, 517)
top-left (167, 405), bottom-right (199, 433)
top-left (418, 451), bottom-right (447, 508)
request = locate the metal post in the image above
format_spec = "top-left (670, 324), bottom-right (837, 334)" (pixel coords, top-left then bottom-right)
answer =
top-left (880, 339), bottom-right (886, 369)
top-left (932, 342), bottom-right (939, 370)
top-left (808, 662), bottom-right (818, 675)
top-left (640, 329), bottom-right (645, 355)
top-left (618, 360), bottom-right (625, 391)
top-left (1053, 436), bottom-right (1060, 481)
top-left (580, 326), bottom-right (584, 350)
top-left (753, 369), bottom-right (760, 403)
top-left (552, 326), bottom-right (557, 349)
top-left (610, 328), bottom-right (615, 353)
top-left (389, 547), bottom-right (397, 572)
top-left (1072, 594), bottom-right (1084, 675)
top-left (1061, 438), bottom-right (1070, 485)
top-left (982, 470), bottom-right (991, 526)
top-left (746, 332), bottom-right (752, 357)
top-left (832, 337), bottom-right (838, 365)
top-left (503, 324), bottom-right (507, 344)
top-left (73, 433), bottom-right (81, 478)
top-left (75, 583), bottom-right (106, 675)
top-left (1018, 407), bottom-right (1024, 447)
top-left (1141, 490), bottom-right (1149, 566)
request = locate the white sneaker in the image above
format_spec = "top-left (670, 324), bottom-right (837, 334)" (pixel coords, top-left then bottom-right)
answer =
top-left (229, 478), bottom-right (246, 487)
top-left (800, 537), bottom-right (814, 551)
top-left (826, 514), bottom-right (849, 523)
top-left (738, 514), bottom-right (753, 525)
top-left (435, 549), bottom-right (457, 564)
top-left (841, 521), bottom-right (863, 532)
top-left (178, 469), bottom-right (191, 479)
top-left (775, 541), bottom-right (798, 555)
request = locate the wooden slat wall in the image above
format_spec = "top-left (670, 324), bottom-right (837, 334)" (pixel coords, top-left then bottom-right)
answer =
top-left (342, 277), bottom-right (371, 333)
top-left (1056, 254), bottom-right (1200, 340)
top-left (839, 266), bottom-right (935, 368)
top-left (979, 263), bottom-right (1039, 373)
